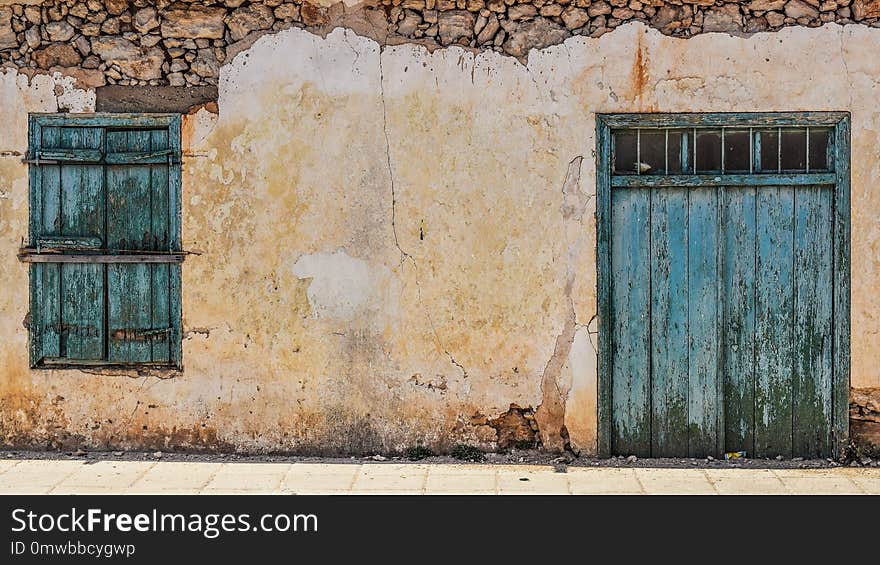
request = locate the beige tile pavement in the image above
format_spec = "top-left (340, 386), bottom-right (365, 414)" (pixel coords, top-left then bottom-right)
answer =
top-left (568, 468), bottom-right (643, 494)
top-left (1, 459), bottom-right (879, 495)
top-left (201, 463), bottom-right (290, 494)
top-left (0, 460), bottom-right (89, 494)
top-left (351, 464), bottom-right (429, 494)
top-left (425, 465), bottom-right (497, 494)
top-left (282, 463), bottom-right (361, 494)
top-left (705, 469), bottom-right (788, 495)
top-left (129, 462), bottom-right (223, 494)
top-left (498, 466), bottom-right (570, 494)
top-left (50, 461), bottom-right (156, 494)
top-left (634, 468), bottom-right (719, 495)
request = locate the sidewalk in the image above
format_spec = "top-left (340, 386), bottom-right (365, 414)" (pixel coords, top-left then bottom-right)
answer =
top-left (1, 459), bottom-right (878, 494)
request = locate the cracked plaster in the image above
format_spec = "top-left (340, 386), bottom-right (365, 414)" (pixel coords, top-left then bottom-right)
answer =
top-left (0, 22), bottom-right (879, 454)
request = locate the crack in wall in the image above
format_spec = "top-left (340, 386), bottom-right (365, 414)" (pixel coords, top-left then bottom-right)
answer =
top-left (378, 48), bottom-right (468, 381)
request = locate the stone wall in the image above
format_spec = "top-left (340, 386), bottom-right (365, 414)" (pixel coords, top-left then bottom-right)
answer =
top-left (2, 0), bottom-right (880, 88)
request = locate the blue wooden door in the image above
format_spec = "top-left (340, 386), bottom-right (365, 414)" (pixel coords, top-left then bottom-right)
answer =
top-left (599, 115), bottom-right (849, 459)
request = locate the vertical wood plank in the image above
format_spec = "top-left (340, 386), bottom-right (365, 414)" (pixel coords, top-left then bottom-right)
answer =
top-left (32, 264), bottom-right (61, 362)
top-left (596, 119), bottom-right (613, 457)
top-left (150, 129), bottom-right (171, 363)
top-left (610, 187), bottom-right (652, 456)
top-left (650, 187), bottom-right (689, 456)
top-left (40, 127), bottom-right (61, 237)
top-left (59, 127), bottom-right (105, 360)
top-left (721, 186), bottom-right (757, 454)
top-left (832, 116), bottom-right (851, 457)
top-left (755, 186), bottom-right (795, 458)
top-left (107, 130), bottom-right (154, 363)
top-left (167, 116), bottom-right (184, 368)
top-left (792, 186), bottom-right (833, 457)
top-left (687, 186), bottom-right (721, 457)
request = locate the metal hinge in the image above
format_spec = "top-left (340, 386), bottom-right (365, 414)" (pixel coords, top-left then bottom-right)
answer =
top-left (20, 151), bottom-right (58, 165)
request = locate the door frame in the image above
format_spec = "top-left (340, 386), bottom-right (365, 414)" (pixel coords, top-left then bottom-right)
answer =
top-left (595, 112), bottom-right (851, 458)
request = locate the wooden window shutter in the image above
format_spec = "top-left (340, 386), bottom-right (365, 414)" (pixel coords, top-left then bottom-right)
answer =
top-left (25, 114), bottom-right (183, 368)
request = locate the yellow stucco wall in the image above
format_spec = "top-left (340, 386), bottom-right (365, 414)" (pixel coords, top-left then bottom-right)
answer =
top-left (0, 22), bottom-right (878, 454)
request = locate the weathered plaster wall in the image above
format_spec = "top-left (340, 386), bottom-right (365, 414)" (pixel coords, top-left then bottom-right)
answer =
top-left (1, 22), bottom-right (879, 454)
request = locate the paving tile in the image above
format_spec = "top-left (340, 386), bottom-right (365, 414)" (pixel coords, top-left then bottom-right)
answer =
top-left (498, 468), bottom-right (569, 494)
top-left (0, 460), bottom-right (85, 493)
top-left (202, 463), bottom-right (290, 493)
top-left (772, 471), bottom-right (864, 494)
top-left (845, 477), bottom-right (880, 494)
top-left (351, 464), bottom-right (428, 493)
top-left (52, 461), bottom-right (154, 492)
top-left (129, 462), bottom-right (222, 494)
top-left (0, 460), bottom-right (21, 475)
top-left (633, 468), bottom-right (717, 495)
top-left (282, 464), bottom-right (360, 494)
top-left (567, 468), bottom-right (642, 494)
top-left (705, 469), bottom-right (788, 495)
top-left (425, 467), bottom-right (497, 494)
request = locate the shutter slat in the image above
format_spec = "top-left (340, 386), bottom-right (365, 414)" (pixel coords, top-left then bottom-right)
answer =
top-left (107, 130), bottom-right (157, 363)
top-left (58, 127), bottom-right (106, 361)
top-left (150, 129), bottom-right (171, 363)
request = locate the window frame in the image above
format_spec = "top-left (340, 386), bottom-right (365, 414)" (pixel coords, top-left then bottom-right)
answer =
top-left (594, 111), bottom-right (851, 458)
top-left (25, 113), bottom-right (183, 370)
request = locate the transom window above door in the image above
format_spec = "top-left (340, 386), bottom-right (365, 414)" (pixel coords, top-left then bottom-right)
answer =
top-left (608, 114), bottom-right (841, 183)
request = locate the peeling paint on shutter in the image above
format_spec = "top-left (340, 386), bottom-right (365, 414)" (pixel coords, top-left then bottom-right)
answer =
top-left (27, 114), bottom-right (182, 368)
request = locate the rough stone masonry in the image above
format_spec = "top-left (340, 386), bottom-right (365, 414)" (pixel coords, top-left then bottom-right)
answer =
top-left (2, 0), bottom-right (880, 88)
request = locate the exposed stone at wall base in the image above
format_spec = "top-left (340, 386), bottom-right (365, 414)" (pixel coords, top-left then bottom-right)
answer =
top-left (3, 0), bottom-right (880, 89)
top-left (851, 387), bottom-right (880, 453)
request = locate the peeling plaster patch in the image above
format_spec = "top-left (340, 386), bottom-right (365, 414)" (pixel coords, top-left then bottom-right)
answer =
top-left (565, 327), bottom-right (598, 455)
top-left (182, 106), bottom-right (220, 155)
top-left (51, 72), bottom-right (96, 113)
top-left (0, 68), bottom-right (95, 152)
top-left (292, 250), bottom-right (398, 325)
top-left (488, 404), bottom-right (539, 449)
top-left (219, 27), bottom-right (378, 117)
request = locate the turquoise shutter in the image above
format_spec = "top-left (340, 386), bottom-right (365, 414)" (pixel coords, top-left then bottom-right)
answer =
top-left (106, 129), bottom-right (173, 364)
top-left (30, 125), bottom-right (106, 363)
top-left (28, 115), bottom-right (181, 368)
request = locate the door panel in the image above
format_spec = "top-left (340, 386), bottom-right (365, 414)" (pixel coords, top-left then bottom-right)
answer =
top-left (58, 127), bottom-right (105, 360)
top-left (754, 186), bottom-right (795, 458)
top-left (106, 129), bottom-right (172, 364)
top-left (721, 187), bottom-right (758, 455)
top-left (650, 187), bottom-right (689, 456)
top-left (610, 187), bottom-right (652, 457)
top-left (610, 184), bottom-right (834, 458)
top-left (792, 186), bottom-right (833, 457)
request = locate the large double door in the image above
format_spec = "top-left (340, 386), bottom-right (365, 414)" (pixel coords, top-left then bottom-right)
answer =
top-left (597, 114), bottom-right (850, 458)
